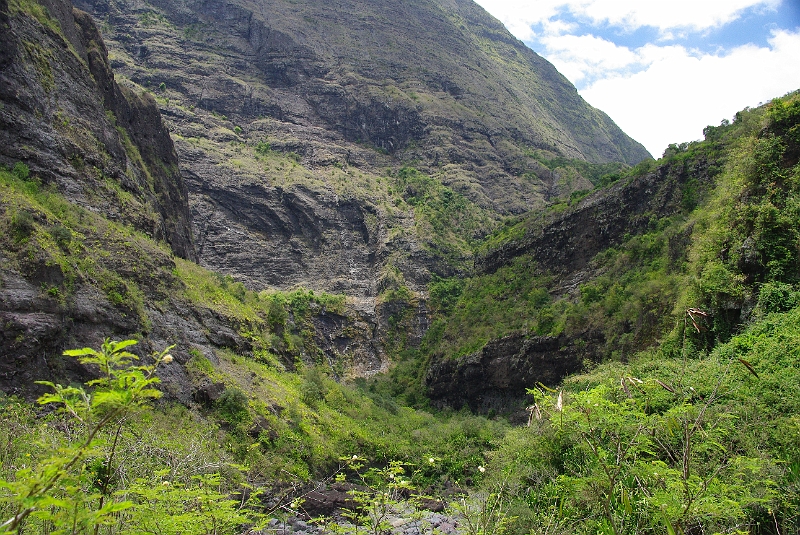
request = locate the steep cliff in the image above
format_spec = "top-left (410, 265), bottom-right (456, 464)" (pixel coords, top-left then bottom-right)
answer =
top-left (0, 0), bottom-right (655, 402)
top-left (0, 0), bottom-right (382, 399)
top-left (0, 0), bottom-right (194, 259)
top-left (70, 0), bottom-right (649, 299)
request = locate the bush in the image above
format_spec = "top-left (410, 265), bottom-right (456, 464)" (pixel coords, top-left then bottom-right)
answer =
top-left (757, 281), bottom-right (798, 313)
top-left (49, 223), bottom-right (71, 250)
top-left (255, 140), bottom-right (271, 155)
top-left (300, 366), bottom-right (327, 406)
top-left (12, 161), bottom-right (29, 180)
top-left (215, 387), bottom-right (249, 424)
top-left (10, 209), bottom-right (35, 242)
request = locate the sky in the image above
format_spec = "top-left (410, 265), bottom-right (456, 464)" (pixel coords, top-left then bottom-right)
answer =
top-left (473, 0), bottom-right (800, 157)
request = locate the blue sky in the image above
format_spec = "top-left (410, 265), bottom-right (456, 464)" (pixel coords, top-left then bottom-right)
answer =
top-left (473, 0), bottom-right (800, 157)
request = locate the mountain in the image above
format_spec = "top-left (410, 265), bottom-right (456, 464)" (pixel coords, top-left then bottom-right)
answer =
top-left (71, 0), bottom-right (649, 298)
top-left (3, 0), bottom-right (800, 532)
top-left (0, 0), bottom-right (648, 395)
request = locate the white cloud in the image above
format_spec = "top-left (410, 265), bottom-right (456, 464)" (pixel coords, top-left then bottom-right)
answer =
top-left (474, 0), bottom-right (799, 157)
top-left (572, 0), bottom-right (780, 32)
top-left (580, 29), bottom-right (800, 156)
top-left (474, 0), bottom-right (781, 35)
top-left (539, 33), bottom-right (644, 83)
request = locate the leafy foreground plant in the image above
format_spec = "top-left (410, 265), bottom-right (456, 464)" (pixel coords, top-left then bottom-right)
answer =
top-left (0, 339), bottom-right (167, 533)
top-left (316, 456), bottom-right (429, 535)
top-left (448, 488), bottom-right (512, 535)
top-left (484, 308), bottom-right (800, 535)
top-left (0, 339), bottom-right (261, 535)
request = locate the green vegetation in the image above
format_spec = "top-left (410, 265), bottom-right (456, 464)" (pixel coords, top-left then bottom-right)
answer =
top-left (0, 339), bottom-right (507, 533)
top-left (0, 161), bottom-right (508, 531)
top-left (8, 0), bottom-right (62, 36)
top-left (400, 91), bottom-right (800, 533)
top-left (423, 256), bottom-right (553, 360)
top-left (392, 167), bottom-right (490, 267)
top-left (526, 152), bottom-right (630, 188)
top-left (426, 91), bottom-right (799, 364)
top-left (1, 17), bottom-right (799, 527)
top-left (6, 0), bottom-right (800, 529)
top-left (483, 305), bottom-right (800, 534)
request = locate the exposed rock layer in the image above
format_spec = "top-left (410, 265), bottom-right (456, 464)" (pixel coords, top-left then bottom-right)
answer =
top-left (71, 0), bottom-right (650, 297)
top-left (425, 332), bottom-right (595, 414)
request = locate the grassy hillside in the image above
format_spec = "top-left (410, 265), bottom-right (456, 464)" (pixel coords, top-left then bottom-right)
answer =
top-left (486, 305), bottom-right (800, 534)
top-left (409, 91), bottom-right (800, 533)
top-left (421, 91), bottom-right (799, 366)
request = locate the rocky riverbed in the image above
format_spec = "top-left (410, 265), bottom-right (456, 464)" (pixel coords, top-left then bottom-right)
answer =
top-left (253, 511), bottom-right (461, 535)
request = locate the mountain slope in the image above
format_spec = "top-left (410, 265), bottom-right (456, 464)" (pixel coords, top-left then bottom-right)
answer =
top-left (423, 91), bottom-right (800, 414)
top-left (71, 0), bottom-right (649, 299)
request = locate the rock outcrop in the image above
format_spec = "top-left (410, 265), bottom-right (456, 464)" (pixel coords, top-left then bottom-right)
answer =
top-left (70, 0), bottom-right (650, 297)
top-left (425, 332), bottom-right (597, 415)
top-left (476, 156), bottom-right (715, 286)
top-left (0, 0), bottom-right (194, 259)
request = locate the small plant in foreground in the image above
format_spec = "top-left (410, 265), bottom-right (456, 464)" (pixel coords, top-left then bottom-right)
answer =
top-left (0, 339), bottom-right (169, 534)
top-left (319, 456), bottom-right (428, 535)
top-left (449, 486), bottom-right (512, 535)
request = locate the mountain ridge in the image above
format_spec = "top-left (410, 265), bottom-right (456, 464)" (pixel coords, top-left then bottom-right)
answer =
top-left (72, 0), bottom-right (649, 297)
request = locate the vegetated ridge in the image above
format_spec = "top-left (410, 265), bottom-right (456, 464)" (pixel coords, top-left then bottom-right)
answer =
top-left (71, 0), bottom-right (648, 298)
top-left (422, 92), bottom-right (800, 418)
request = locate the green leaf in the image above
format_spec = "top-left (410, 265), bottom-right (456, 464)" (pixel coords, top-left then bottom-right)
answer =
top-left (63, 348), bottom-right (100, 357)
top-left (659, 507), bottom-right (676, 535)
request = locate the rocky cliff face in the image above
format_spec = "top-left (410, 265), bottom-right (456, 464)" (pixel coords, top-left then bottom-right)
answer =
top-left (70, 0), bottom-right (650, 299)
top-left (1, 0), bottom-right (655, 401)
top-left (0, 0), bottom-right (194, 259)
top-left (425, 332), bottom-right (593, 416)
top-left (0, 0), bottom-right (383, 400)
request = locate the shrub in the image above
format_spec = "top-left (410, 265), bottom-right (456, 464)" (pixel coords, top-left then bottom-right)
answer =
top-left (215, 387), bottom-right (249, 424)
top-left (49, 223), bottom-right (71, 250)
top-left (10, 209), bottom-right (35, 242)
top-left (300, 366), bottom-right (327, 406)
top-left (757, 281), bottom-right (798, 313)
top-left (255, 140), bottom-right (271, 155)
top-left (12, 162), bottom-right (29, 180)
top-left (0, 339), bottom-right (170, 533)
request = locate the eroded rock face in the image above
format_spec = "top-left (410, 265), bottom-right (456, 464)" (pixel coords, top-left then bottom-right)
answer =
top-left (191, 182), bottom-right (379, 294)
top-left (425, 332), bottom-right (598, 416)
top-left (0, 2), bottom-right (194, 260)
top-left (476, 157), bottom-right (716, 284)
top-left (0, 2), bottom-right (348, 400)
top-left (0, 0), bottom-right (200, 397)
top-left (1, 0), bottom-right (656, 402)
top-left (70, 0), bottom-right (650, 296)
